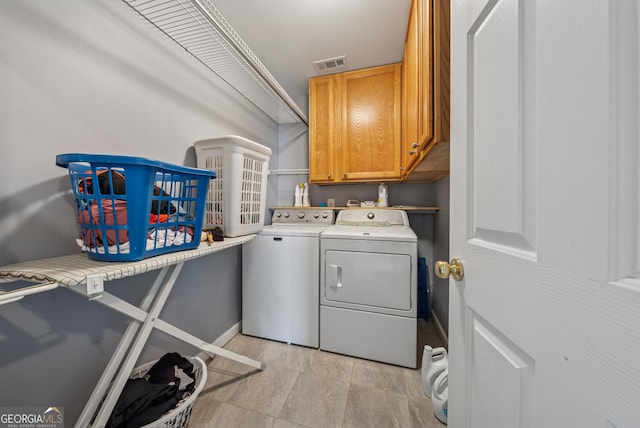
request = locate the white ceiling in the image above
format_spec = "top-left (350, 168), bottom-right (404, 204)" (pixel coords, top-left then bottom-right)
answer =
top-left (211, 0), bottom-right (412, 99)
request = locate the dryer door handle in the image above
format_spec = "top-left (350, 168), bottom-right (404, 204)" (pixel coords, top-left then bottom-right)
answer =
top-left (329, 264), bottom-right (343, 288)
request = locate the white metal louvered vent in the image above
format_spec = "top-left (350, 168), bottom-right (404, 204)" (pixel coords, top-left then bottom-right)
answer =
top-left (313, 55), bottom-right (349, 73)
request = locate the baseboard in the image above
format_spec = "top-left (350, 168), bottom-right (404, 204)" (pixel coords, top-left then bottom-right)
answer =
top-left (195, 317), bottom-right (448, 360)
top-left (431, 311), bottom-right (448, 347)
top-left (195, 321), bottom-right (242, 362)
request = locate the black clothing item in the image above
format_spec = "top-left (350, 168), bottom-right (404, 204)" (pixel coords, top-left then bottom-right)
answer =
top-left (106, 378), bottom-right (179, 428)
top-left (107, 353), bottom-right (197, 428)
top-left (211, 226), bottom-right (224, 241)
top-left (146, 352), bottom-right (196, 394)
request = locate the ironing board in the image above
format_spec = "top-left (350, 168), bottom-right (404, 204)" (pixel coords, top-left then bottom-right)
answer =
top-left (0, 236), bottom-right (264, 427)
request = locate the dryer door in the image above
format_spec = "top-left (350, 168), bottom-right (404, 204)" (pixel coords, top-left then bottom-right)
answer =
top-left (324, 249), bottom-right (413, 313)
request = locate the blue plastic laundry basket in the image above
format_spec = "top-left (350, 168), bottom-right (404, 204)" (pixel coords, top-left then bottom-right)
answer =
top-left (57, 153), bottom-right (216, 262)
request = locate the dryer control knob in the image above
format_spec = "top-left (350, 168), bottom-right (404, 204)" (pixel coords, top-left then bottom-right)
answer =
top-left (283, 212), bottom-right (290, 218)
top-left (367, 212), bottom-right (375, 219)
top-left (297, 211), bottom-right (305, 219)
top-left (313, 212), bottom-right (320, 218)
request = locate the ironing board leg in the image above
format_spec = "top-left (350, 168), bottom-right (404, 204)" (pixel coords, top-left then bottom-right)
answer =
top-left (75, 266), bottom-right (170, 428)
top-left (155, 319), bottom-right (265, 370)
top-left (74, 261), bottom-right (264, 427)
top-left (90, 263), bottom-right (184, 427)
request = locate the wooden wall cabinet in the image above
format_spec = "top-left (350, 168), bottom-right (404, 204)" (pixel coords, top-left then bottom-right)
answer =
top-left (308, 0), bottom-right (449, 184)
top-left (309, 64), bottom-right (402, 184)
top-left (402, 0), bottom-right (450, 182)
top-left (309, 75), bottom-right (339, 182)
top-left (402, 0), bottom-right (424, 173)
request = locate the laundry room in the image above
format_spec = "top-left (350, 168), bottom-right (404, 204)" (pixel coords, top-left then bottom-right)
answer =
top-left (4, 0), bottom-right (635, 427)
top-left (0, 1), bottom-right (451, 425)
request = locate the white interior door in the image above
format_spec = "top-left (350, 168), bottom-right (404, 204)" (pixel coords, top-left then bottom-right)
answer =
top-left (448, 1), bottom-right (640, 427)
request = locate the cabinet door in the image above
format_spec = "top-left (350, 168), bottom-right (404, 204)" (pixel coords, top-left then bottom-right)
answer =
top-left (418, 0), bottom-right (435, 150)
top-left (402, 0), bottom-right (420, 171)
top-left (403, 0), bottom-right (451, 183)
top-left (432, 0), bottom-right (450, 144)
top-left (340, 64), bottom-right (402, 181)
top-left (309, 75), bottom-right (338, 183)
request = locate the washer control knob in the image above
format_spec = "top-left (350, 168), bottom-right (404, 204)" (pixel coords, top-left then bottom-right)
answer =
top-left (283, 212), bottom-right (290, 218)
top-left (275, 212), bottom-right (282, 218)
top-left (367, 212), bottom-right (375, 219)
top-left (297, 211), bottom-right (305, 219)
top-left (313, 212), bottom-right (320, 218)
top-left (322, 212), bottom-right (329, 218)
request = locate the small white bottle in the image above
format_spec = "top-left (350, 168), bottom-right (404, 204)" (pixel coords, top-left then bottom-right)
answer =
top-left (377, 183), bottom-right (388, 207)
top-left (302, 182), bottom-right (311, 207)
top-left (294, 183), bottom-right (302, 207)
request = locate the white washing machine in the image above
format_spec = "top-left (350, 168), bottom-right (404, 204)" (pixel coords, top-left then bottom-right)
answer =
top-left (242, 208), bottom-right (334, 347)
top-left (320, 209), bottom-right (418, 368)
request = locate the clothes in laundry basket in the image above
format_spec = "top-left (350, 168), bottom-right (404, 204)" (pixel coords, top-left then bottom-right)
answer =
top-left (77, 202), bottom-right (197, 251)
top-left (81, 169), bottom-right (176, 216)
top-left (78, 169), bottom-right (189, 249)
top-left (107, 378), bottom-right (179, 428)
top-left (107, 352), bottom-right (197, 428)
top-left (146, 352), bottom-right (196, 394)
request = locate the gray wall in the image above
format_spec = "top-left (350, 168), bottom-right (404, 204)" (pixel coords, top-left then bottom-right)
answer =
top-left (432, 176), bottom-right (451, 334)
top-left (0, 1), bottom-right (277, 423)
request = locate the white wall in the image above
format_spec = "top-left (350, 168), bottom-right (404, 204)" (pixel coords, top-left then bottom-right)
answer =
top-left (0, 1), bottom-right (277, 423)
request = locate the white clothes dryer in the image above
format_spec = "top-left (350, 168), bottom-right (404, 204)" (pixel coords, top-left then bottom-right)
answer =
top-left (320, 209), bottom-right (418, 368)
top-left (242, 208), bottom-right (334, 347)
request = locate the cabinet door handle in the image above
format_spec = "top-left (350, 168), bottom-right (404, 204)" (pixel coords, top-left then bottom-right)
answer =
top-left (409, 150), bottom-right (415, 155)
top-left (343, 172), bottom-right (347, 178)
top-left (412, 142), bottom-right (419, 149)
top-left (327, 173), bottom-right (332, 179)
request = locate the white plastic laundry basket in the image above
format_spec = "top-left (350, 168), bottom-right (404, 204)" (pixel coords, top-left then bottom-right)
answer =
top-left (194, 136), bottom-right (271, 237)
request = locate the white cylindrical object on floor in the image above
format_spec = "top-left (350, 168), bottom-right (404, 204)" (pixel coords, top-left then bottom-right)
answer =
top-left (432, 368), bottom-right (448, 424)
top-left (421, 345), bottom-right (434, 396)
top-left (421, 345), bottom-right (448, 397)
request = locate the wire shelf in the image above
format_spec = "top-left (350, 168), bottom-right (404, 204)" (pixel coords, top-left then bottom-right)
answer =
top-left (268, 168), bottom-right (309, 176)
top-left (123, 0), bottom-right (308, 125)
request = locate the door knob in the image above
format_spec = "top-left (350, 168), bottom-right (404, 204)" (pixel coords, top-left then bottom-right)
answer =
top-left (435, 258), bottom-right (464, 281)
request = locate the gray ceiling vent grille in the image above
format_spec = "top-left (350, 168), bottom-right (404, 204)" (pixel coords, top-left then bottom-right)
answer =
top-left (313, 56), bottom-right (349, 73)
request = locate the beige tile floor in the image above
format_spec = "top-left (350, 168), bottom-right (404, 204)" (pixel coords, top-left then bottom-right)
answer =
top-left (190, 318), bottom-right (447, 428)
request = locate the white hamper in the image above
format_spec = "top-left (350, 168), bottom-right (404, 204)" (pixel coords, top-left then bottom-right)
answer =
top-left (194, 136), bottom-right (271, 237)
